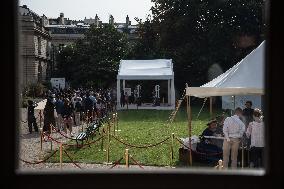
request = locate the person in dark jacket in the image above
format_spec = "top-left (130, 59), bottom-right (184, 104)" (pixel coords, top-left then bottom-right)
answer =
top-left (55, 95), bottom-right (64, 131)
top-left (243, 101), bottom-right (254, 127)
top-left (120, 90), bottom-right (125, 107)
top-left (196, 119), bottom-right (223, 164)
top-left (62, 99), bottom-right (74, 136)
top-left (43, 98), bottom-right (56, 134)
top-left (84, 93), bottom-right (94, 122)
top-left (27, 100), bottom-right (38, 133)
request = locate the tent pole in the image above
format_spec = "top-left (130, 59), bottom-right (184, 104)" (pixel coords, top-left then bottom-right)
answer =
top-left (210, 97), bottom-right (213, 118)
top-left (186, 94), bottom-right (192, 166)
top-left (123, 80), bottom-right (125, 93)
top-left (233, 95), bottom-right (236, 110)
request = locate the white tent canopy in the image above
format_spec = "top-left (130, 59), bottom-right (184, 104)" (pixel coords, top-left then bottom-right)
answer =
top-left (117, 59), bottom-right (174, 80)
top-left (186, 41), bottom-right (265, 97)
top-left (117, 59), bottom-right (175, 109)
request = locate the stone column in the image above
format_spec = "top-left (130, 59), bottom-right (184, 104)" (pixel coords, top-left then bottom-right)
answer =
top-left (123, 80), bottom-right (125, 93)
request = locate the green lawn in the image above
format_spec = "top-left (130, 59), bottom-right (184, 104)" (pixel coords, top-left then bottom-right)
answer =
top-left (48, 106), bottom-right (223, 167)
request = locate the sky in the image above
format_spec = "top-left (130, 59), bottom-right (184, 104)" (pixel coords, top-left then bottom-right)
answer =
top-left (19, 0), bottom-right (154, 24)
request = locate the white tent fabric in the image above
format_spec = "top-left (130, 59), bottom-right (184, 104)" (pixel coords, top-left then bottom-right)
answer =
top-left (186, 41), bottom-right (265, 97)
top-left (117, 59), bottom-right (174, 80)
top-left (116, 59), bottom-right (175, 109)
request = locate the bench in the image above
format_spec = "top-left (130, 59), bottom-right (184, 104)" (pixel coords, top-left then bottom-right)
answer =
top-left (75, 122), bottom-right (101, 148)
top-left (74, 116), bottom-right (109, 148)
top-left (75, 132), bottom-right (87, 148)
top-left (85, 122), bottom-right (100, 140)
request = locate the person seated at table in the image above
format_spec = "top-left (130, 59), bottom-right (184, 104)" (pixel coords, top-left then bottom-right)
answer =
top-left (196, 119), bottom-right (223, 160)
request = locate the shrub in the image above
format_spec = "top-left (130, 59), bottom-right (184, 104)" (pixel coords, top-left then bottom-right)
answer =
top-left (22, 96), bottom-right (32, 108)
top-left (25, 83), bottom-right (45, 97)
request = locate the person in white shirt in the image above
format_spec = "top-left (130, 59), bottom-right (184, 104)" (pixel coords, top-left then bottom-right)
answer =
top-left (246, 108), bottom-right (264, 168)
top-left (222, 107), bottom-right (246, 168)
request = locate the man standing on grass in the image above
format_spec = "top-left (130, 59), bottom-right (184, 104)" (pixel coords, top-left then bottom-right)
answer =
top-left (222, 107), bottom-right (246, 168)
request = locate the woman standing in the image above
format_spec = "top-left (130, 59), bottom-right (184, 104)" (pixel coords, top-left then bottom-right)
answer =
top-left (246, 108), bottom-right (264, 168)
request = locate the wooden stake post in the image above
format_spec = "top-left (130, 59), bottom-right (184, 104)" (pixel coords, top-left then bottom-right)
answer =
top-left (125, 149), bottom-right (129, 168)
top-left (60, 143), bottom-right (63, 170)
top-left (40, 127), bottom-right (43, 151)
top-left (113, 114), bottom-right (115, 135)
top-left (209, 97), bottom-right (213, 118)
top-left (171, 133), bottom-right (175, 166)
top-left (242, 141), bottom-right (244, 168)
top-left (115, 113), bottom-right (121, 132)
top-left (107, 120), bottom-right (111, 163)
top-left (101, 127), bottom-right (104, 151)
top-left (39, 110), bottom-right (42, 128)
top-left (186, 93), bottom-right (192, 166)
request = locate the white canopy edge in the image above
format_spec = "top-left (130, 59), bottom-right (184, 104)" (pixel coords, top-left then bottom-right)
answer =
top-left (186, 87), bottom-right (264, 98)
top-left (117, 75), bottom-right (174, 80)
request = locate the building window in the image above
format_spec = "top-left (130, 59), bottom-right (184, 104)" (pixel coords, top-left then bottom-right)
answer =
top-left (38, 61), bottom-right (42, 82)
top-left (38, 37), bottom-right (41, 55)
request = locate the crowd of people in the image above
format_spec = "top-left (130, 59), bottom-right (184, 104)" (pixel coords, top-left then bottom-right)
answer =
top-left (27, 93), bottom-right (264, 168)
top-left (197, 101), bottom-right (264, 168)
top-left (27, 87), bottom-right (116, 138)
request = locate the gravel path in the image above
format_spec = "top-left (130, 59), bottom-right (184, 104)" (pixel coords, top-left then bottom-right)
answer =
top-left (18, 107), bottom-right (173, 172)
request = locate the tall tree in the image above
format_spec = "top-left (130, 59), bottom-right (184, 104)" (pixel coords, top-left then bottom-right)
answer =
top-left (150, 0), bottom-right (265, 89)
top-left (56, 24), bottom-right (129, 88)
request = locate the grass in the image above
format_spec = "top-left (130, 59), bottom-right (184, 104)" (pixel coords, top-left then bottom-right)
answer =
top-left (47, 106), bottom-right (223, 167)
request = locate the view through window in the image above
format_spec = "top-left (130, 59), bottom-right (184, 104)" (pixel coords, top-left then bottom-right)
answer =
top-left (17, 0), bottom-right (266, 173)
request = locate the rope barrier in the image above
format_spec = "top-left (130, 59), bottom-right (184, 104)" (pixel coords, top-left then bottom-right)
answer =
top-left (20, 149), bottom-right (58, 164)
top-left (43, 133), bottom-right (62, 144)
top-left (109, 157), bottom-right (124, 169)
top-left (63, 150), bottom-right (82, 169)
top-left (43, 130), bottom-right (104, 148)
top-left (50, 125), bottom-right (77, 140)
top-left (129, 155), bottom-right (144, 169)
top-left (111, 135), bottom-right (170, 148)
top-left (196, 97), bottom-right (208, 119)
top-left (75, 136), bottom-right (104, 149)
top-left (111, 134), bottom-right (170, 148)
top-left (175, 136), bottom-right (223, 156)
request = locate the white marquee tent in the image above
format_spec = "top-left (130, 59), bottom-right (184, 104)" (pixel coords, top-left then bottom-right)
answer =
top-left (184, 41), bottom-right (265, 165)
top-left (186, 40), bottom-right (265, 97)
top-left (117, 59), bottom-right (175, 109)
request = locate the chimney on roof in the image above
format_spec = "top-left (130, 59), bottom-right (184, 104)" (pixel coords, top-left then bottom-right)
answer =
top-left (109, 15), bottom-right (114, 25)
top-left (95, 14), bottom-right (99, 27)
top-left (126, 15), bottom-right (130, 26)
top-left (59, 13), bottom-right (65, 25)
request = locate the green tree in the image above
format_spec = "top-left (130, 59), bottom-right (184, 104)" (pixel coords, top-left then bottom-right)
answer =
top-left (56, 24), bottom-right (129, 88)
top-left (127, 15), bottom-right (161, 59)
top-left (150, 0), bottom-right (265, 90)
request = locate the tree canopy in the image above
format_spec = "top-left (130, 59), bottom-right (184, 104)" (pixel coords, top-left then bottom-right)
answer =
top-left (55, 0), bottom-right (265, 91)
top-left (147, 0), bottom-right (265, 90)
top-left (56, 24), bottom-right (129, 88)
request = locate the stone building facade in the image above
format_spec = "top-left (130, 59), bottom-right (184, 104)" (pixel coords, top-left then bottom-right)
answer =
top-left (43, 13), bottom-right (138, 76)
top-left (19, 6), bottom-right (139, 82)
top-left (18, 5), bottom-right (51, 88)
